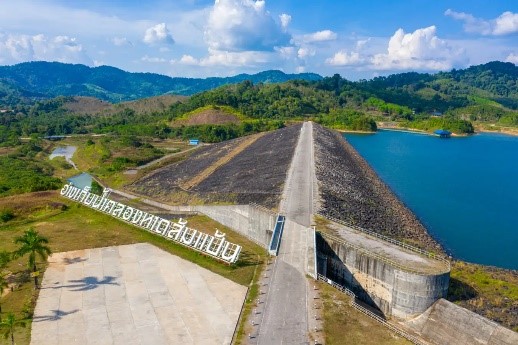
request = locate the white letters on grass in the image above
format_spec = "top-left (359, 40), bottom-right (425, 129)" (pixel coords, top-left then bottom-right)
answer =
top-left (60, 184), bottom-right (241, 264)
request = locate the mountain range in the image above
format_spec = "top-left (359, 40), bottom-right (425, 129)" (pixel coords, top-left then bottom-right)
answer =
top-left (0, 61), bottom-right (322, 103)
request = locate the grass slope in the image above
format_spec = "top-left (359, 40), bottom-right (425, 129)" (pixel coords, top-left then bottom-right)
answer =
top-left (318, 281), bottom-right (411, 345)
top-left (0, 191), bottom-right (267, 345)
top-left (172, 105), bottom-right (249, 126)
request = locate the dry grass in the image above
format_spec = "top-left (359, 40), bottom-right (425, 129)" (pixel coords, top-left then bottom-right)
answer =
top-left (318, 281), bottom-right (411, 345)
top-left (0, 191), bottom-right (268, 344)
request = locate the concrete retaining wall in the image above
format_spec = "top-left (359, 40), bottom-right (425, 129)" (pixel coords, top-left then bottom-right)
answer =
top-left (405, 298), bottom-right (518, 345)
top-left (195, 205), bottom-right (275, 248)
top-left (316, 234), bottom-right (449, 319)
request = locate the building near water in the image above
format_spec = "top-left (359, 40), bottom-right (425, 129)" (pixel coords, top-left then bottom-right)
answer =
top-left (434, 129), bottom-right (451, 138)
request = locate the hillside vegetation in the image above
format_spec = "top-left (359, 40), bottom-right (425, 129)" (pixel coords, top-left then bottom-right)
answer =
top-left (0, 61), bottom-right (321, 102)
top-left (0, 61), bottom-right (517, 144)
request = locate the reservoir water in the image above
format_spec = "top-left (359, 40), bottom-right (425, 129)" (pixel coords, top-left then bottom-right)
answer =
top-left (344, 130), bottom-right (518, 270)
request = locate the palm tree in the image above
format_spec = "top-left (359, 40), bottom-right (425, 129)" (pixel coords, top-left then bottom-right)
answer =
top-left (0, 276), bottom-right (8, 322)
top-left (14, 228), bottom-right (51, 288)
top-left (1, 312), bottom-right (25, 345)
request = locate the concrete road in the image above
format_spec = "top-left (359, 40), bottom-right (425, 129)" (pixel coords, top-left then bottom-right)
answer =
top-left (279, 121), bottom-right (315, 227)
top-left (256, 122), bottom-right (315, 344)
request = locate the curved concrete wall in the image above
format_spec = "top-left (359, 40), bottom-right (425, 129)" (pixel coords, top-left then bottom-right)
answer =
top-left (317, 234), bottom-right (449, 319)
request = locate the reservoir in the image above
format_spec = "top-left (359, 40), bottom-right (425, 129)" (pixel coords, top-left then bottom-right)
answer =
top-left (344, 130), bottom-right (518, 270)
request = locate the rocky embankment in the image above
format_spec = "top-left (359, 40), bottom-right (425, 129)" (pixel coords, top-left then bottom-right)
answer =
top-left (192, 124), bottom-right (301, 207)
top-left (313, 123), bottom-right (444, 254)
top-left (130, 124), bottom-right (301, 208)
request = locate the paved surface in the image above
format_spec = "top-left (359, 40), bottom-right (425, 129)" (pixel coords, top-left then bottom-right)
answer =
top-left (279, 122), bottom-right (314, 227)
top-left (329, 221), bottom-right (448, 274)
top-left (31, 243), bottom-right (247, 345)
top-left (256, 122), bottom-right (316, 344)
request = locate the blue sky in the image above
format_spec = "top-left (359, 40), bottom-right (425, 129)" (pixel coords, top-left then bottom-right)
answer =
top-left (0, 0), bottom-right (516, 79)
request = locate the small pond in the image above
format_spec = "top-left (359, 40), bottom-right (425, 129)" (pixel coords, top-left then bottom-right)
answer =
top-left (67, 172), bottom-right (93, 190)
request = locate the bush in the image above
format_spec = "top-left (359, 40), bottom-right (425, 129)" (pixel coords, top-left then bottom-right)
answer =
top-left (0, 209), bottom-right (15, 222)
top-left (90, 180), bottom-right (103, 195)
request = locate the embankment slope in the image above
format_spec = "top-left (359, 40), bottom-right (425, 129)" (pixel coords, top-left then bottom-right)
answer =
top-left (130, 124), bottom-right (301, 207)
top-left (313, 123), bottom-right (442, 253)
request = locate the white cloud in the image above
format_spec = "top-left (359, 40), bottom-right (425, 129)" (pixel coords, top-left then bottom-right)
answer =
top-left (371, 26), bottom-right (463, 70)
top-left (175, 49), bottom-right (270, 67)
top-left (325, 26), bottom-right (465, 71)
top-left (179, 54), bottom-right (199, 65)
top-left (143, 23), bottom-right (175, 45)
top-left (276, 46), bottom-right (296, 59)
top-left (445, 9), bottom-right (518, 36)
top-left (201, 49), bottom-right (269, 67)
top-left (493, 12), bottom-right (518, 35)
top-left (0, 1), bottom-right (147, 39)
top-left (279, 13), bottom-right (291, 31)
top-left (297, 47), bottom-right (315, 59)
top-left (326, 50), bottom-right (363, 66)
top-left (356, 38), bottom-right (370, 50)
top-left (141, 55), bottom-right (166, 63)
top-left (0, 33), bottom-right (92, 65)
top-left (205, 0), bottom-right (290, 51)
top-left (506, 53), bottom-right (518, 64)
top-left (112, 37), bottom-right (132, 47)
top-left (302, 30), bottom-right (337, 43)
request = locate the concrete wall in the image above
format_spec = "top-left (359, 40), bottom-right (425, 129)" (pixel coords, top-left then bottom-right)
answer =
top-left (316, 234), bottom-right (450, 319)
top-left (195, 205), bottom-right (275, 249)
top-left (405, 298), bottom-right (518, 345)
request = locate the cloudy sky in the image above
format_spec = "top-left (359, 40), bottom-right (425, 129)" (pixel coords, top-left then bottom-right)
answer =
top-left (0, 0), bottom-right (516, 79)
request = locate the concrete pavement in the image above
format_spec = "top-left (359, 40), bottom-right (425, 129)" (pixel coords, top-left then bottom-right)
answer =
top-left (31, 243), bottom-right (247, 345)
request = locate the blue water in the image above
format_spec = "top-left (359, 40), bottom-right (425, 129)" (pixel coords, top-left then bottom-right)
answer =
top-left (344, 130), bottom-right (518, 270)
top-left (67, 172), bottom-right (93, 190)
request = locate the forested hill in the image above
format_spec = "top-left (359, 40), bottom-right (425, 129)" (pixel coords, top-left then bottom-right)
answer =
top-left (0, 61), bottom-right (322, 102)
top-left (0, 61), bottom-right (517, 142)
top-left (348, 61), bottom-right (518, 111)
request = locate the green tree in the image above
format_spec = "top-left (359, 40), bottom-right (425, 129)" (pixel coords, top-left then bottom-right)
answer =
top-left (13, 228), bottom-right (51, 288)
top-left (0, 251), bottom-right (11, 270)
top-left (90, 180), bottom-right (104, 195)
top-left (0, 312), bottom-right (25, 345)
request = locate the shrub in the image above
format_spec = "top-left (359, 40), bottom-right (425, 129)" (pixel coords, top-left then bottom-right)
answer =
top-left (0, 209), bottom-right (15, 222)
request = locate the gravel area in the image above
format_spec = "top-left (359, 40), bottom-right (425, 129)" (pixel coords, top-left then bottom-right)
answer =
top-left (313, 124), bottom-right (443, 253)
top-left (130, 137), bottom-right (248, 198)
top-left (130, 125), bottom-right (301, 208)
top-left (193, 124), bottom-right (302, 207)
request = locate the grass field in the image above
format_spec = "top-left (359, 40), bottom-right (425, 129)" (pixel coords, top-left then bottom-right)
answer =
top-left (318, 281), bottom-right (411, 345)
top-left (42, 136), bottom-right (194, 189)
top-left (0, 191), bottom-right (267, 345)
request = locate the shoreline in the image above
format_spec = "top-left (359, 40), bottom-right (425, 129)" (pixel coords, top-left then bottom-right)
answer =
top-left (475, 128), bottom-right (518, 137)
top-left (377, 125), bottom-right (472, 137)
top-left (377, 122), bottom-right (518, 137)
top-left (335, 129), bottom-right (376, 134)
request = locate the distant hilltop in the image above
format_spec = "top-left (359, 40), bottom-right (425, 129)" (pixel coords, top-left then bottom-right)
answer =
top-left (0, 61), bottom-right (322, 102)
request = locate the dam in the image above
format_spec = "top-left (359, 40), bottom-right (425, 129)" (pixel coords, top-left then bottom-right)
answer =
top-left (80, 122), bottom-right (516, 344)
